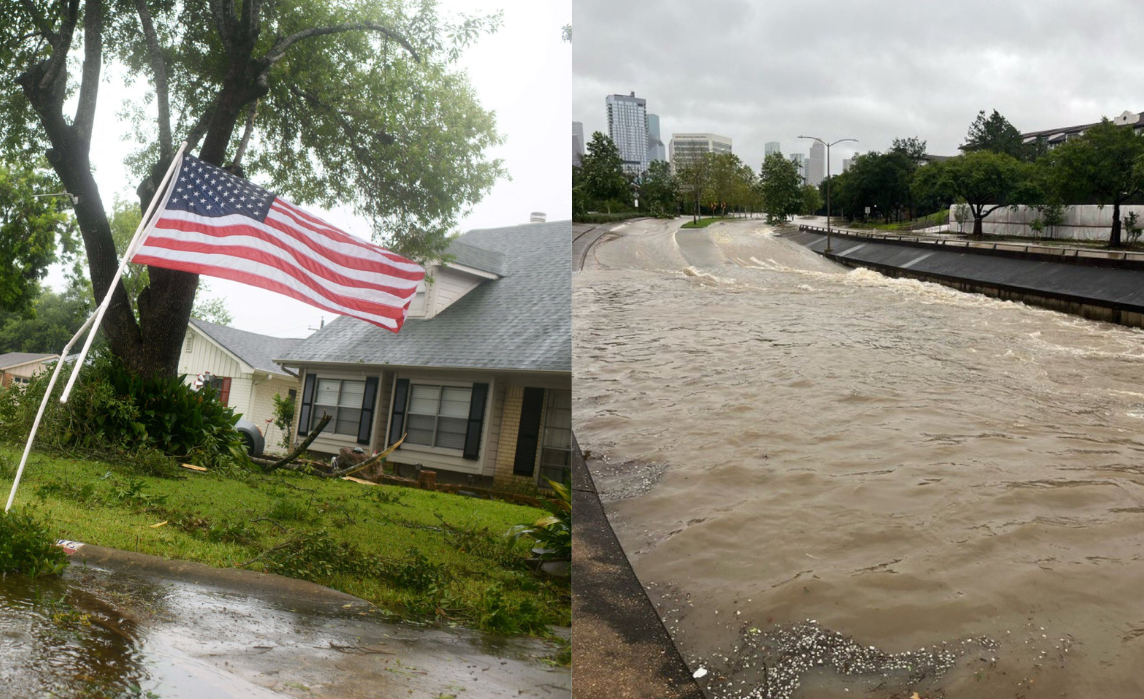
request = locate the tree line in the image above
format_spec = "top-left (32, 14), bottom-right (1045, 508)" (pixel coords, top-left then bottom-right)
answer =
top-left (573, 131), bottom-right (820, 223)
top-left (575, 109), bottom-right (1144, 248)
top-left (829, 109), bottom-right (1144, 247)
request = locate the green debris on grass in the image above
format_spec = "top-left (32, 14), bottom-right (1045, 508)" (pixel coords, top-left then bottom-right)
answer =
top-left (0, 446), bottom-right (569, 635)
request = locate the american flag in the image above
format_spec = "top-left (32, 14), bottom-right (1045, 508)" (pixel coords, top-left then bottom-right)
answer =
top-left (132, 154), bottom-right (425, 332)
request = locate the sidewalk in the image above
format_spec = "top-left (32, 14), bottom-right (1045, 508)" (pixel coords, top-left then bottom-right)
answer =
top-left (571, 435), bottom-right (703, 698)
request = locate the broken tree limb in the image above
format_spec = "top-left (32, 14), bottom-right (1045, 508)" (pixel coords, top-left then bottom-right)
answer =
top-left (321, 435), bottom-right (405, 479)
top-left (261, 414), bottom-right (332, 472)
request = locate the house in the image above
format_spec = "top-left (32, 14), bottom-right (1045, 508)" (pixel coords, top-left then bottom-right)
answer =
top-left (0, 353), bottom-right (58, 388)
top-left (276, 219), bottom-right (572, 488)
top-left (178, 319), bottom-right (302, 449)
top-left (1021, 109), bottom-right (1144, 149)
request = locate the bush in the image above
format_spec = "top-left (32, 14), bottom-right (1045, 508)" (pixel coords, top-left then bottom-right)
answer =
top-left (0, 508), bottom-right (68, 578)
top-left (0, 351), bottom-right (247, 470)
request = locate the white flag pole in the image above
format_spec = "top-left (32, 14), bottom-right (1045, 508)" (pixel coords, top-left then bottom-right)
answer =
top-left (5, 311), bottom-right (96, 512)
top-left (59, 141), bottom-right (188, 404)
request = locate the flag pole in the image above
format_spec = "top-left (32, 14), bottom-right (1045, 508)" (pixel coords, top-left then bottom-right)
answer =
top-left (5, 311), bottom-right (96, 512)
top-left (59, 141), bottom-right (188, 404)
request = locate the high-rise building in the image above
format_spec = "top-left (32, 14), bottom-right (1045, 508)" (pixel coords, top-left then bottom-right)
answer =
top-left (807, 141), bottom-right (825, 187)
top-left (606, 92), bottom-right (649, 175)
top-left (842, 157), bottom-right (852, 173)
top-left (669, 133), bottom-right (733, 170)
top-left (765, 141), bottom-right (781, 158)
top-left (572, 121), bottom-right (585, 167)
top-left (789, 153), bottom-right (807, 184)
top-left (646, 113), bottom-right (666, 164)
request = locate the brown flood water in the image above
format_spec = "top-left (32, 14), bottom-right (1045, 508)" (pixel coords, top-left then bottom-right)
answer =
top-left (574, 218), bottom-right (1144, 698)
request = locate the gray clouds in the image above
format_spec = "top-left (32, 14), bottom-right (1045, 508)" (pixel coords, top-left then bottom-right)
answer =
top-left (573, 0), bottom-right (1144, 173)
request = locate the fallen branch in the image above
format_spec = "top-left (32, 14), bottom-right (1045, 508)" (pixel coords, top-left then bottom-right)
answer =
top-left (261, 414), bottom-right (332, 472)
top-left (319, 435), bottom-right (405, 479)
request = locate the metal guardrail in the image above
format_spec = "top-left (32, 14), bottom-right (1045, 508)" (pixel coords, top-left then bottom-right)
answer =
top-left (797, 225), bottom-right (1144, 263)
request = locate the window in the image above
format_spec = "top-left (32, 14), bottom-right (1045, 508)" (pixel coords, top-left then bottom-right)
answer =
top-left (538, 389), bottom-right (572, 486)
top-left (311, 379), bottom-right (366, 436)
top-left (404, 384), bottom-right (472, 450)
top-left (185, 335), bottom-right (194, 353)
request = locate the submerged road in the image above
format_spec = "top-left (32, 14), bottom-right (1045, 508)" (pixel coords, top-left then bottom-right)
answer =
top-left (575, 217), bottom-right (1144, 698)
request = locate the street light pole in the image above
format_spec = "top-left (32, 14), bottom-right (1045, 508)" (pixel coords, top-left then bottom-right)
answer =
top-left (798, 135), bottom-right (857, 254)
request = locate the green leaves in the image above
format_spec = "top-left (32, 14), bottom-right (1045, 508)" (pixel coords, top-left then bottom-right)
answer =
top-left (0, 507), bottom-right (69, 578)
top-left (0, 160), bottom-right (72, 315)
top-left (759, 152), bottom-right (802, 224)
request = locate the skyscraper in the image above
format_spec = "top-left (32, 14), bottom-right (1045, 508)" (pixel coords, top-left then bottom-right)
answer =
top-left (789, 153), bottom-right (807, 184)
top-left (669, 133), bottom-right (733, 171)
top-left (842, 157), bottom-right (852, 173)
top-left (765, 141), bottom-right (781, 158)
top-left (807, 141), bottom-right (825, 187)
top-left (646, 113), bottom-right (666, 164)
top-left (572, 121), bottom-right (585, 167)
top-left (605, 92), bottom-right (648, 175)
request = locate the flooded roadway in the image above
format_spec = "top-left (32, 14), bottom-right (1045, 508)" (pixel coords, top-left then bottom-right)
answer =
top-left (573, 217), bottom-right (1144, 698)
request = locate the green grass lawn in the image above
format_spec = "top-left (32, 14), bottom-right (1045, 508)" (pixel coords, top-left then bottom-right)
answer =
top-left (0, 446), bottom-right (569, 636)
top-left (680, 216), bottom-right (727, 229)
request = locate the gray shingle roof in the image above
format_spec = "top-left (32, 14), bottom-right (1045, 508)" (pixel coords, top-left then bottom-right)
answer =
top-left (0, 352), bottom-right (57, 370)
top-left (448, 239), bottom-right (507, 276)
top-left (278, 220), bottom-right (571, 373)
top-left (190, 319), bottom-right (303, 377)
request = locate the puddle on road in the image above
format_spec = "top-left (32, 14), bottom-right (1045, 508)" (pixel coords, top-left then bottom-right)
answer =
top-left (0, 561), bottom-right (567, 697)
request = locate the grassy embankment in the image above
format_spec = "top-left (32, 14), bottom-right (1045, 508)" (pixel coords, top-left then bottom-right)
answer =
top-left (0, 446), bottom-right (569, 636)
top-left (842, 209), bottom-right (950, 232)
top-left (680, 216), bottom-right (728, 229)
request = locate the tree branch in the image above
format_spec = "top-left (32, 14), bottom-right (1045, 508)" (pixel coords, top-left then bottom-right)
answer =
top-left (266, 22), bottom-right (419, 64)
top-left (207, 0), bottom-right (238, 54)
top-left (38, 0), bottom-right (80, 93)
top-left (230, 98), bottom-right (258, 168)
top-left (262, 414), bottom-right (331, 471)
top-left (73, 0), bottom-right (103, 147)
top-left (133, 0), bottom-right (171, 161)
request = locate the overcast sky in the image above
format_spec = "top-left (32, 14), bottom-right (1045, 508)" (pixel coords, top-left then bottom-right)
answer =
top-left (47, 0), bottom-right (570, 339)
top-left (573, 0), bottom-right (1144, 177)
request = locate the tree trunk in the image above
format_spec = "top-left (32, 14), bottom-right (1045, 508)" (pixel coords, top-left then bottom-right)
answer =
top-left (1110, 201), bottom-right (1123, 248)
top-left (973, 215), bottom-right (984, 238)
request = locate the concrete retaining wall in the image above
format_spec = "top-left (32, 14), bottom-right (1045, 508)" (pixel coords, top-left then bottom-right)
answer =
top-left (788, 229), bottom-right (1144, 329)
top-left (949, 203), bottom-right (1144, 241)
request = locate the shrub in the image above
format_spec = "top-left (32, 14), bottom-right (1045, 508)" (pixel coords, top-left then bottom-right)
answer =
top-left (0, 351), bottom-right (247, 470)
top-left (0, 508), bottom-right (68, 578)
top-left (508, 480), bottom-right (571, 562)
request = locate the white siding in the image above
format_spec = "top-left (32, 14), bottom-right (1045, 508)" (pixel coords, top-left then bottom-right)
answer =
top-left (427, 268), bottom-right (483, 318)
top-left (177, 326), bottom-right (244, 379)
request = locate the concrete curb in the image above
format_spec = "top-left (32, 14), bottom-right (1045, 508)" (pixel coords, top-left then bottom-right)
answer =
top-left (570, 435), bottom-right (703, 699)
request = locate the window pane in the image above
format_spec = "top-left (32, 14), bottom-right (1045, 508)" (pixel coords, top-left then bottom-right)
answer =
top-left (408, 385), bottom-right (440, 415)
top-left (439, 387), bottom-right (472, 418)
top-left (542, 426), bottom-right (571, 451)
top-left (405, 413), bottom-right (435, 445)
top-left (435, 417), bottom-right (468, 450)
top-left (547, 389), bottom-right (571, 411)
top-left (339, 380), bottom-right (365, 408)
top-left (316, 379), bottom-right (340, 406)
top-left (335, 408), bottom-right (361, 436)
top-left (313, 405), bottom-right (336, 431)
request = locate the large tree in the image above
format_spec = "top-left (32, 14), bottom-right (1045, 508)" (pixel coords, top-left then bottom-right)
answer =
top-left (960, 109), bottom-right (1025, 160)
top-left (0, 159), bottom-right (74, 314)
top-left (912, 150), bottom-right (1032, 237)
top-left (759, 152), bottom-right (801, 224)
top-left (1040, 118), bottom-right (1144, 248)
top-left (577, 132), bottom-right (629, 211)
top-left (639, 159), bottom-right (676, 216)
top-left (1, 0), bottom-right (504, 377)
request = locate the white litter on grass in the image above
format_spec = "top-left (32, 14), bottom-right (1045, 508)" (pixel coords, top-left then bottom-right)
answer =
top-left (694, 667), bottom-right (708, 679)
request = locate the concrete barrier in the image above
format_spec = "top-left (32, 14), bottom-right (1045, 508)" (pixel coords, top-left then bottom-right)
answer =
top-left (789, 227), bottom-right (1144, 329)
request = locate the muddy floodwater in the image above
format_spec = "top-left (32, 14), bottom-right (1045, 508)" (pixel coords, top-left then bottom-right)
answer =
top-left (574, 218), bottom-right (1144, 698)
top-left (0, 551), bottom-right (568, 697)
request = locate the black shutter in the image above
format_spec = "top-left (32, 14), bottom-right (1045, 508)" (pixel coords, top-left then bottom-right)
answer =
top-left (298, 373), bottom-right (317, 436)
top-left (463, 383), bottom-right (489, 460)
top-left (513, 388), bottom-right (546, 476)
top-left (357, 376), bottom-right (379, 445)
top-left (388, 379), bottom-right (410, 446)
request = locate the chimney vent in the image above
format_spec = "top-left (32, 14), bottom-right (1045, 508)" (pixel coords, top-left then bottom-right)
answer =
top-left (530, 211), bottom-right (546, 223)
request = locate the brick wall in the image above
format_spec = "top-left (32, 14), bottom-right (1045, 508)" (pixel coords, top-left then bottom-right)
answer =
top-left (493, 386), bottom-right (524, 485)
